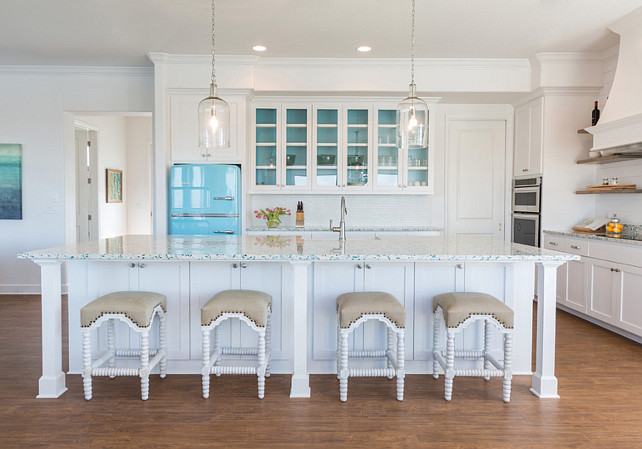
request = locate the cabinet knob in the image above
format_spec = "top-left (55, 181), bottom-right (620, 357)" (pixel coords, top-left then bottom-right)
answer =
top-left (522, 168), bottom-right (528, 172)
top-left (232, 263), bottom-right (238, 268)
top-left (548, 241), bottom-right (558, 246)
top-left (611, 267), bottom-right (621, 273)
top-left (365, 264), bottom-right (372, 269)
top-left (241, 263), bottom-right (248, 269)
top-left (356, 264), bottom-right (363, 269)
top-left (130, 263), bottom-right (136, 268)
top-left (456, 264), bottom-right (464, 269)
top-left (139, 263), bottom-right (145, 269)
top-left (570, 245), bottom-right (580, 250)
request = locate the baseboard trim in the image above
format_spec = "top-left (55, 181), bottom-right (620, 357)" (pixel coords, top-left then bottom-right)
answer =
top-left (557, 304), bottom-right (642, 345)
top-left (0, 284), bottom-right (69, 296)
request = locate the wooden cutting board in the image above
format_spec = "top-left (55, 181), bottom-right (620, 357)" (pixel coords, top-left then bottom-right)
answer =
top-left (585, 184), bottom-right (636, 191)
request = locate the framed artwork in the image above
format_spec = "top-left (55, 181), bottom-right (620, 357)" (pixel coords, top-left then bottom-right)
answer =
top-left (0, 144), bottom-right (22, 220)
top-left (106, 168), bottom-right (123, 203)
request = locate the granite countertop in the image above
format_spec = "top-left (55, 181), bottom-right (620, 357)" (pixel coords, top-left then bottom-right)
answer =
top-left (245, 226), bottom-right (442, 232)
top-left (19, 234), bottom-right (578, 262)
top-left (543, 230), bottom-right (642, 247)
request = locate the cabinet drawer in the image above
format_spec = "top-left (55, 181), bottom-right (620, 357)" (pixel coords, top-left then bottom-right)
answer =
top-left (543, 235), bottom-right (588, 256)
top-left (590, 241), bottom-right (642, 267)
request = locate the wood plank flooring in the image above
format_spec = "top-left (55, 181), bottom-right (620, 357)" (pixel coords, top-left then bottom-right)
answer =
top-left (1, 294), bottom-right (641, 448)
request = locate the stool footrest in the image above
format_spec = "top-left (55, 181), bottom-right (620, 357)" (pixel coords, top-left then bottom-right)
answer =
top-left (114, 349), bottom-right (159, 357)
top-left (454, 368), bottom-right (504, 377)
top-left (92, 367), bottom-right (140, 377)
top-left (222, 347), bottom-right (259, 356)
top-left (451, 350), bottom-right (484, 358)
top-left (212, 366), bottom-right (258, 375)
top-left (349, 368), bottom-right (397, 378)
top-left (349, 349), bottom-right (387, 358)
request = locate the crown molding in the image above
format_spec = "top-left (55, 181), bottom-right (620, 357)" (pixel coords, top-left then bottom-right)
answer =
top-left (0, 65), bottom-right (153, 77)
top-left (513, 86), bottom-right (602, 107)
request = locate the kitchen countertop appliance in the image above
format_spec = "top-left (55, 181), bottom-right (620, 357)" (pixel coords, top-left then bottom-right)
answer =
top-left (169, 164), bottom-right (241, 235)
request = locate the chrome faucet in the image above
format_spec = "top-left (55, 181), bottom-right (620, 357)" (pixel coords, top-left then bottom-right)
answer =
top-left (330, 196), bottom-right (348, 242)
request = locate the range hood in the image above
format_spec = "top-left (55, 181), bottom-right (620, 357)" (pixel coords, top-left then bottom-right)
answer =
top-left (588, 6), bottom-right (642, 155)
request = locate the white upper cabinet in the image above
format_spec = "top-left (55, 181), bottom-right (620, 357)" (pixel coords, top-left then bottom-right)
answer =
top-left (514, 97), bottom-right (543, 177)
top-left (169, 91), bottom-right (245, 163)
top-left (250, 99), bottom-right (433, 194)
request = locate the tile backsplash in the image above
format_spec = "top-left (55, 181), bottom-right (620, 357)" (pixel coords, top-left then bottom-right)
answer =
top-left (249, 194), bottom-right (432, 228)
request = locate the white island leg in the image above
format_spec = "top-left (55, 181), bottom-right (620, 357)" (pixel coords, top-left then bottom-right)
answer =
top-left (531, 260), bottom-right (563, 398)
top-left (35, 260), bottom-right (68, 398)
top-left (289, 261), bottom-right (311, 398)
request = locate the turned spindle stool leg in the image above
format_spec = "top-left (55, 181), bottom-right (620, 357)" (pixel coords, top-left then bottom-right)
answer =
top-left (484, 319), bottom-right (492, 381)
top-left (432, 311), bottom-right (440, 379)
top-left (159, 311), bottom-right (167, 378)
top-left (107, 319), bottom-right (116, 378)
top-left (202, 327), bottom-right (211, 399)
top-left (396, 330), bottom-right (405, 401)
top-left (140, 330), bottom-right (150, 401)
top-left (265, 311), bottom-right (272, 378)
top-left (387, 327), bottom-right (395, 378)
top-left (339, 330), bottom-right (349, 402)
top-left (82, 329), bottom-right (93, 400)
top-left (444, 331), bottom-right (455, 401)
top-left (257, 330), bottom-right (266, 399)
top-left (503, 333), bottom-right (513, 403)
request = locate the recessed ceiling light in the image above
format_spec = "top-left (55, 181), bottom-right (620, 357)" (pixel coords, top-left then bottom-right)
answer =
top-left (357, 46), bottom-right (372, 52)
top-left (252, 45), bottom-right (267, 52)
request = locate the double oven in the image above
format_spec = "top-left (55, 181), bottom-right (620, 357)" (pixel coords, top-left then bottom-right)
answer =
top-left (512, 177), bottom-right (541, 247)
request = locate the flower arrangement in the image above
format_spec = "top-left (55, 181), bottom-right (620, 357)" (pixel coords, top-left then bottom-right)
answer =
top-left (254, 206), bottom-right (291, 228)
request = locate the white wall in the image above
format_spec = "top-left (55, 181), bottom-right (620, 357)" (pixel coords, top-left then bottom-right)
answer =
top-left (0, 67), bottom-right (153, 294)
top-left (125, 116), bottom-right (153, 234)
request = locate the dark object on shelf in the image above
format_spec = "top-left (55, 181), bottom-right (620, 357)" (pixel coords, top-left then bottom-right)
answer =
top-left (592, 101), bottom-right (600, 126)
top-left (317, 154), bottom-right (336, 165)
top-left (347, 155), bottom-right (364, 166)
top-left (286, 154), bottom-right (296, 166)
top-left (577, 129), bottom-right (589, 134)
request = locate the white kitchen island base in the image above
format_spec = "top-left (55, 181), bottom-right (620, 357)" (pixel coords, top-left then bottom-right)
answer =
top-left (20, 235), bottom-right (575, 400)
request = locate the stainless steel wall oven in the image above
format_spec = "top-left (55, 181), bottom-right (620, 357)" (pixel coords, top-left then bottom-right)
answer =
top-left (512, 177), bottom-right (541, 247)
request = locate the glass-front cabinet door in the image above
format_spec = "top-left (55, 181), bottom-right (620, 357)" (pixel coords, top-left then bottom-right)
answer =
top-left (345, 109), bottom-right (369, 188)
top-left (254, 108), bottom-right (278, 188)
top-left (283, 108), bottom-right (309, 189)
top-left (314, 108), bottom-right (340, 189)
top-left (375, 109), bottom-right (399, 189)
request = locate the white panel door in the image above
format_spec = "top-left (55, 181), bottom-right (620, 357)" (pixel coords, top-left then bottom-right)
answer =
top-left (616, 264), bottom-right (642, 337)
top-left (587, 258), bottom-right (616, 324)
top-left (447, 120), bottom-right (506, 238)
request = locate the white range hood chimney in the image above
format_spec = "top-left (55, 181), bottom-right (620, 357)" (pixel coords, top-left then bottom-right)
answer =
top-left (588, 6), bottom-right (642, 155)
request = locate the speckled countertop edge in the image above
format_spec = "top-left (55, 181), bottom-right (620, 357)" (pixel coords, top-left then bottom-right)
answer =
top-left (246, 226), bottom-right (442, 232)
top-left (543, 230), bottom-right (642, 247)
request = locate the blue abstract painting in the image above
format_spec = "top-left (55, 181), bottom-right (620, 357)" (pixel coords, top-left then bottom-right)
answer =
top-left (0, 144), bottom-right (22, 220)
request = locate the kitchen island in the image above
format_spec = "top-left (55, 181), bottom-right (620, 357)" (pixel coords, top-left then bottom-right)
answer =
top-left (19, 234), bottom-right (577, 400)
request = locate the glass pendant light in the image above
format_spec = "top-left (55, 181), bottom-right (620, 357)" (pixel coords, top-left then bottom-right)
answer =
top-left (198, 0), bottom-right (230, 150)
top-left (397, 0), bottom-right (428, 150)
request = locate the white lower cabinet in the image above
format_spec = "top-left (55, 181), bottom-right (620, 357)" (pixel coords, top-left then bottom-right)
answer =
top-left (310, 262), bottom-right (414, 372)
top-left (189, 262), bottom-right (290, 364)
top-left (545, 233), bottom-right (642, 340)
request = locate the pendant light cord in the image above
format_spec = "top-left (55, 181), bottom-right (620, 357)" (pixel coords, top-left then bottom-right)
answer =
top-left (210, 0), bottom-right (216, 88)
top-left (410, 0), bottom-right (416, 87)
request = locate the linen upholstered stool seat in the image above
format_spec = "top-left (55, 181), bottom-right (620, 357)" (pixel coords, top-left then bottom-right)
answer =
top-left (201, 289), bottom-right (272, 399)
top-left (432, 292), bottom-right (514, 402)
top-left (336, 291), bottom-right (406, 402)
top-left (80, 291), bottom-right (167, 401)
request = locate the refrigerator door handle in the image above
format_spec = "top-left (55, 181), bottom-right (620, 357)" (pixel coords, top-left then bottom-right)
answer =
top-left (213, 230), bottom-right (235, 234)
top-left (213, 196), bottom-right (235, 201)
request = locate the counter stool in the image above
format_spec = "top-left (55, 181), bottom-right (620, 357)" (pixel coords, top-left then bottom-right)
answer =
top-left (432, 292), bottom-right (514, 402)
top-left (80, 291), bottom-right (167, 401)
top-left (201, 289), bottom-right (272, 399)
top-left (336, 291), bottom-right (406, 402)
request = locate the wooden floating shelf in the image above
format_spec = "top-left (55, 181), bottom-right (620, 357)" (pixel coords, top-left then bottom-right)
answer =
top-left (577, 154), bottom-right (642, 164)
top-left (576, 189), bottom-right (642, 194)
top-left (577, 129), bottom-right (590, 134)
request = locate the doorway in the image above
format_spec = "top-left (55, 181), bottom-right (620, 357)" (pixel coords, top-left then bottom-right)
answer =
top-left (446, 120), bottom-right (507, 239)
top-left (74, 122), bottom-right (98, 243)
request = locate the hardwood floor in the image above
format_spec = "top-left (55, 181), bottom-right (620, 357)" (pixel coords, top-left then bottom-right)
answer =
top-left (1, 295), bottom-right (641, 448)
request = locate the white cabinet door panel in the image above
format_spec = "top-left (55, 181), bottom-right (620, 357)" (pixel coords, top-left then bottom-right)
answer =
top-left (566, 259), bottom-right (587, 313)
top-left (588, 258), bottom-right (616, 324)
top-left (413, 263), bottom-right (462, 360)
top-left (617, 265), bottom-right (642, 337)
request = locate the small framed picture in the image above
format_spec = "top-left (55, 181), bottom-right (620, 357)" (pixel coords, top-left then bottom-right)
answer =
top-left (106, 168), bottom-right (123, 203)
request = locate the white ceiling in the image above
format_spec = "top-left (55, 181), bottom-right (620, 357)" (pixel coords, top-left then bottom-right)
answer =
top-left (1, 0), bottom-right (641, 67)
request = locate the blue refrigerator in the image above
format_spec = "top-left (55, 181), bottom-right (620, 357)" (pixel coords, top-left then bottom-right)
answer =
top-left (169, 164), bottom-right (241, 235)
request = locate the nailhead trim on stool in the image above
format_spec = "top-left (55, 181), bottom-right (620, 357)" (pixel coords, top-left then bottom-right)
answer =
top-left (432, 292), bottom-right (513, 403)
top-left (201, 289), bottom-right (272, 400)
top-left (80, 291), bottom-right (167, 401)
top-left (336, 291), bottom-right (406, 402)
